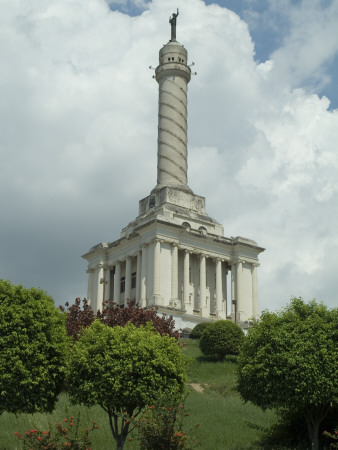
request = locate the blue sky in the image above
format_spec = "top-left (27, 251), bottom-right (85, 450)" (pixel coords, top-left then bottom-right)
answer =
top-left (1, 0), bottom-right (337, 313)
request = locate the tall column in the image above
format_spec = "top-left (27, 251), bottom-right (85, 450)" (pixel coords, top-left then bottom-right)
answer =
top-left (183, 250), bottom-right (191, 313)
top-left (96, 263), bottom-right (104, 313)
top-left (153, 18), bottom-right (192, 193)
top-left (125, 257), bottom-right (132, 306)
top-left (251, 263), bottom-right (259, 320)
top-left (86, 269), bottom-right (94, 307)
top-left (136, 250), bottom-right (142, 302)
top-left (153, 240), bottom-right (162, 305)
top-left (171, 243), bottom-right (179, 307)
top-left (216, 258), bottom-right (225, 318)
top-left (104, 267), bottom-right (111, 302)
top-left (231, 262), bottom-right (237, 322)
top-left (140, 245), bottom-right (147, 308)
top-left (236, 261), bottom-right (243, 323)
top-left (113, 262), bottom-right (121, 304)
top-left (200, 254), bottom-right (208, 317)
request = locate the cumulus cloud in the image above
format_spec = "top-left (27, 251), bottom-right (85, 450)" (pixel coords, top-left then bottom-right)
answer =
top-left (0, 0), bottom-right (337, 311)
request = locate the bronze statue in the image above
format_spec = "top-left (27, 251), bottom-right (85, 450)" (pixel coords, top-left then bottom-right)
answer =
top-left (169, 9), bottom-right (179, 41)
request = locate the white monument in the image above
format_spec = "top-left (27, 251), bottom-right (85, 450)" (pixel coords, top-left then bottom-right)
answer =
top-left (82, 12), bottom-right (264, 330)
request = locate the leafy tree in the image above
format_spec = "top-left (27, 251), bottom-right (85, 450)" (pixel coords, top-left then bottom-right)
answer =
top-left (189, 322), bottom-right (210, 339)
top-left (237, 297), bottom-right (338, 450)
top-left (0, 279), bottom-right (68, 414)
top-left (61, 298), bottom-right (180, 340)
top-left (199, 320), bottom-right (244, 360)
top-left (66, 320), bottom-right (187, 450)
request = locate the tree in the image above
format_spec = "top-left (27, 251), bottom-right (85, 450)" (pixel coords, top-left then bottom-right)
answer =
top-left (66, 320), bottom-right (187, 450)
top-left (0, 279), bottom-right (68, 414)
top-left (61, 298), bottom-right (180, 340)
top-left (189, 322), bottom-right (210, 339)
top-left (237, 297), bottom-right (338, 450)
top-left (199, 320), bottom-right (244, 360)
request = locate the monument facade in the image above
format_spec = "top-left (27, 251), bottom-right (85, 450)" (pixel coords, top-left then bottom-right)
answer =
top-left (82, 12), bottom-right (264, 329)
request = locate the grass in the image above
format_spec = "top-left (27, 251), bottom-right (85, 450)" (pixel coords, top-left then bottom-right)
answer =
top-left (0, 339), bottom-right (277, 449)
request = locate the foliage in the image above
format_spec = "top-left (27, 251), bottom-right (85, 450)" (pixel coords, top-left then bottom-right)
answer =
top-left (61, 298), bottom-right (180, 340)
top-left (189, 322), bottom-right (210, 339)
top-left (0, 279), bottom-right (68, 414)
top-left (199, 320), bottom-right (244, 360)
top-left (66, 320), bottom-right (187, 450)
top-left (238, 297), bottom-right (338, 450)
top-left (134, 396), bottom-right (199, 450)
top-left (256, 407), bottom-right (338, 449)
top-left (15, 416), bottom-right (99, 449)
top-left (323, 428), bottom-right (338, 449)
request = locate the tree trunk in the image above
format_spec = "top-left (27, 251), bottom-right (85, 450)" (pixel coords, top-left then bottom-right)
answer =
top-left (304, 405), bottom-right (329, 450)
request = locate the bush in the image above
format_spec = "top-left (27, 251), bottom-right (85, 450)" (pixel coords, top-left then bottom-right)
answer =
top-left (0, 279), bottom-right (68, 414)
top-left (134, 396), bottom-right (199, 450)
top-left (199, 320), bottom-right (244, 360)
top-left (189, 322), bottom-right (210, 339)
top-left (15, 416), bottom-right (100, 449)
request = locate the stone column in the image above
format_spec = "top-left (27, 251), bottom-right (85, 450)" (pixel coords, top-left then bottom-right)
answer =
top-left (113, 262), bottom-right (121, 304)
top-left (231, 262), bottom-right (237, 322)
top-left (96, 263), bottom-right (104, 313)
top-left (200, 254), bottom-right (208, 317)
top-left (86, 269), bottom-right (94, 307)
top-left (183, 250), bottom-right (191, 313)
top-left (104, 267), bottom-right (111, 302)
top-left (171, 243), bottom-right (180, 308)
top-left (125, 257), bottom-right (132, 306)
top-left (153, 240), bottom-right (162, 305)
top-left (140, 245), bottom-right (147, 308)
top-left (136, 250), bottom-right (142, 302)
top-left (251, 263), bottom-right (259, 320)
top-left (236, 261), bottom-right (243, 323)
top-left (216, 258), bottom-right (224, 318)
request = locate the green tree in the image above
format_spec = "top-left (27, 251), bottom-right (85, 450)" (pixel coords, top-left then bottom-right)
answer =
top-left (66, 320), bottom-right (187, 450)
top-left (199, 320), bottom-right (244, 360)
top-left (189, 322), bottom-right (210, 339)
top-left (0, 279), bottom-right (68, 414)
top-left (237, 297), bottom-right (338, 450)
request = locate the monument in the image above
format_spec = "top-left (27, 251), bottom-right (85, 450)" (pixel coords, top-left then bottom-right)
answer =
top-left (82, 12), bottom-right (264, 329)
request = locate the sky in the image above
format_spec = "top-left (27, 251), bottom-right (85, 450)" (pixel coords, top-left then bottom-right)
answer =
top-left (1, 0), bottom-right (337, 313)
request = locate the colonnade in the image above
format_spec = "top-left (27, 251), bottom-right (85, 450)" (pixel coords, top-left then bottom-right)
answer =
top-left (87, 239), bottom-right (259, 323)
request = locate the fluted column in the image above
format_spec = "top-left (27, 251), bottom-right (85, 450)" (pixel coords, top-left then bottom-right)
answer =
top-left (104, 267), bottom-right (110, 302)
top-left (200, 254), bottom-right (208, 317)
top-left (136, 250), bottom-right (142, 302)
top-left (251, 263), bottom-right (259, 320)
top-left (140, 245), bottom-right (148, 308)
top-left (86, 269), bottom-right (94, 307)
top-left (96, 263), bottom-right (104, 313)
top-left (171, 243), bottom-right (179, 307)
top-left (113, 262), bottom-right (121, 304)
top-left (125, 257), bottom-right (131, 306)
top-left (183, 250), bottom-right (191, 313)
top-left (152, 240), bottom-right (161, 305)
top-left (231, 262), bottom-right (237, 322)
top-left (216, 258), bottom-right (224, 318)
top-left (236, 261), bottom-right (243, 323)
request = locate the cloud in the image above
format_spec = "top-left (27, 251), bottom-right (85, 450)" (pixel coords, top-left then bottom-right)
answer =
top-left (0, 0), bottom-right (337, 312)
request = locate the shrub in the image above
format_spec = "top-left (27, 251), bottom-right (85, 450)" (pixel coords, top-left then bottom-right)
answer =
top-left (189, 322), bottom-right (210, 339)
top-left (134, 396), bottom-right (199, 450)
top-left (0, 279), bottom-right (68, 414)
top-left (61, 298), bottom-right (180, 340)
top-left (15, 416), bottom-right (99, 449)
top-left (199, 320), bottom-right (244, 360)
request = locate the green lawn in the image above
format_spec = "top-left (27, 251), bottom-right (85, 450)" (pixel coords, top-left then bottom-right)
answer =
top-left (0, 338), bottom-right (277, 449)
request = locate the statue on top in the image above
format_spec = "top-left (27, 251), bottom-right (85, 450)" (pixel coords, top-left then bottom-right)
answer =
top-left (169, 9), bottom-right (179, 41)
